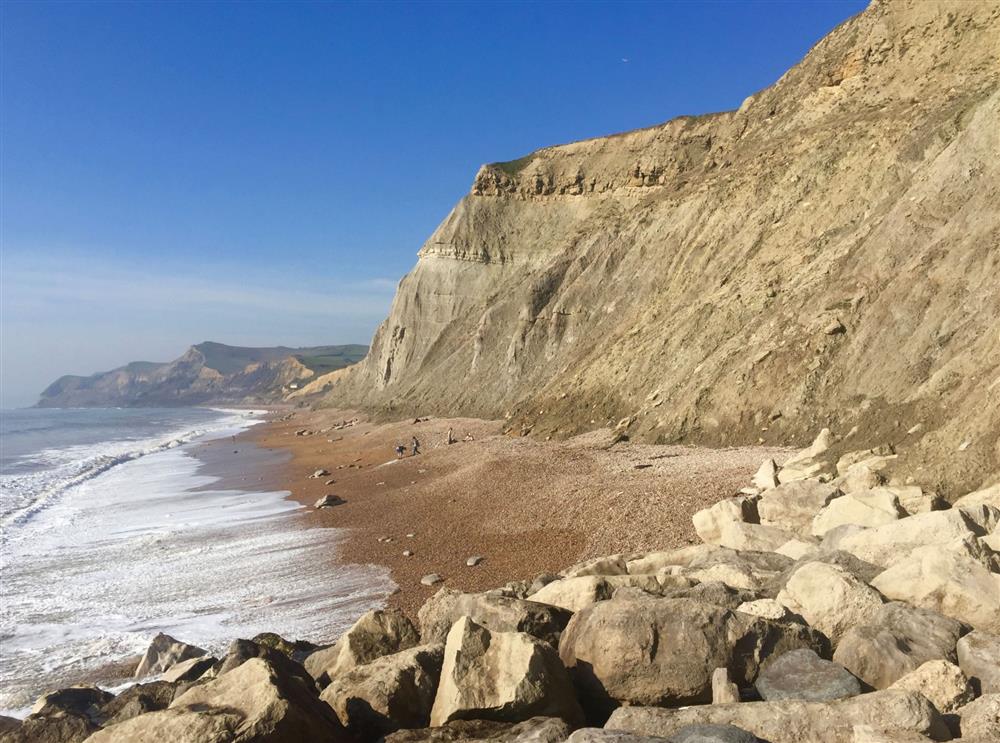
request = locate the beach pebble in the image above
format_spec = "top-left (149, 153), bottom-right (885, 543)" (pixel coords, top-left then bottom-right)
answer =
top-left (406, 533), bottom-right (415, 538)
top-left (466, 556), bottom-right (485, 567)
top-left (324, 479), bottom-right (336, 485)
top-left (421, 574), bottom-right (444, 586)
top-left (309, 469), bottom-right (330, 478)
top-left (403, 550), bottom-right (414, 557)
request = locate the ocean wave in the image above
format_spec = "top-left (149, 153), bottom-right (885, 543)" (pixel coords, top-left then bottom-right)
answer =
top-left (0, 413), bottom-right (255, 535)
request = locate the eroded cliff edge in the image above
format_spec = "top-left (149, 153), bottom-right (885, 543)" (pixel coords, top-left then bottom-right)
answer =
top-left (326, 0), bottom-right (1000, 496)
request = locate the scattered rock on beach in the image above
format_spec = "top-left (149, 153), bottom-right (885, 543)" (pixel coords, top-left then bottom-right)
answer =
top-left (314, 494), bottom-right (345, 508)
top-left (421, 574), bottom-right (445, 586)
top-left (466, 555), bottom-right (485, 567)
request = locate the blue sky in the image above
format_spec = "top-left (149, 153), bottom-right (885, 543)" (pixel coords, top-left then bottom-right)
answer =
top-left (1, 0), bottom-right (867, 407)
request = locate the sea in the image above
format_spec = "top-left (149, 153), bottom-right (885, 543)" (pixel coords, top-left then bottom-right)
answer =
top-left (0, 407), bottom-right (394, 715)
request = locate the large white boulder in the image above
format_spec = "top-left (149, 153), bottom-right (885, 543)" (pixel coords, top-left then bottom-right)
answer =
top-left (775, 562), bottom-right (884, 645)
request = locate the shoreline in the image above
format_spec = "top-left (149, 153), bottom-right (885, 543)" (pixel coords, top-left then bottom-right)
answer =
top-left (246, 408), bottom-right (792, 618)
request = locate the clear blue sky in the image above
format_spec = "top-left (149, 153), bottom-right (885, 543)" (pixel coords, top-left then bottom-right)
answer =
top-left (1, 0), bottom-right (867, 407)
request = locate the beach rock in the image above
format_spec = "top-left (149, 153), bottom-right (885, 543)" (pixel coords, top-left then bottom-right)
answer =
top-left (811, 490), bottom-right (906, 537)
top-left (775, 562), bottom-right (884, 644)
top-left (953, 483), bottom-right (1000, 510)
top-left (213, 638), bottom-right (316, 692)
top-left (848, 727), bottom-right (933, 742)
top-left (662, 582), bottom-right (763, 611)
top-left (777, 430), bottom-right (836, 484)
top-left (604, 689), bottom-right (947, 743)
top-left (886, 486), bottom-right (947, 516)
top-left (85, 658), bottom-right (346, 743)
top-left (685, 563), bottom-right (764, 591)
top-left (384, 716), bottom-right (571, 742)
top-left (752, 459), bottom-right (780, 491)
top-left (161, 656), bottom-right (216, 683)
top-left (314, 494), bottom-right (344, 508)
top-left (30, 686), bottom-right (113, 720)
top-left (305, 608), bottom-right (419, 684)
top-left (838, 508), bottom-right (990, 567)
top-left (250, 632), bottom-right (318, 662)
top-left (832, 602), bottom-right (966, 689)
top-left (0, 712), bottom-right (97, 743)
top-left (717, 522), bottom-right (797, 552)
top-left (956, 630), bottom-right (1000, 694)
top-left (95, 681), bottom-right (178, 726)
top-left (780, 549), bottom-right (883, 588)
top-left (309, 468), bottom-right (330, 478)
top-left (530, 576), bottom-right (613, 612)
top-left (870, 544), bottom-right (1000, 631)
top-left (558, 597), bottom-right (826, 715)
top-left (954, 694), bottom-right (1000, 740)
top-left (693, 498), bottom-right (759, 545)
top-left (320, 643), bottom-right (444, 738)
top-left (754, 649), bottom-right (861, 702)
top-left (888, 660), bottom-right (974, 713)
top-left (775, 539), bottom-right (818, 560)
top-left (430, 617), bottom-right (583, 727)
top-left (133, 633), bottom-right (207, 678)
top-left (712, 668), bottom-right (740, 704)
top-left (562, 555), bottom-right (628, 578)
top-left (565, 730), bottom-right (670, 742)
top-left (422, 573), bottom-right (445, 586)
top-left (626, 545), bottom-right (736, 574)
top-left (669, 726), bottom-right (762, 743)
top-left (736, 598), bottom-right (793, 621)
top-left (418, 588), bottom-right (572, 647)
top-left (467, 555), bottom-right (485, 567)
top-left (757, 481), bottom-right (840, 535)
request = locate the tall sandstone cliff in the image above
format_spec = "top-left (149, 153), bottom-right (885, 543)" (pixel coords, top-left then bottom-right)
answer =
top-left (328, 0), bottom-right (1000, 495)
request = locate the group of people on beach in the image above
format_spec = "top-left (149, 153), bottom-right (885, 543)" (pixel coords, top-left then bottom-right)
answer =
top-left (394, 428), bottom-right (475, 458)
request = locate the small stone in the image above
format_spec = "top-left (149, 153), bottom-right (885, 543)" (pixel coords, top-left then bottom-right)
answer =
top-left (421, 574), bottom-right (444, 586)
top-left (712, 667), bottom-right (740, 704)
top-left (825, 320), bottom-right (846, 335)
top-left (309, 468), bottom-right (330, 478)
top-left (406, 533), bottom-right (415, 538)
top-left (466, 556), bottom-right (485, 567)
top-left (314, 494), bottom-right (344, 509)
top-left (403, 550), bottom-right (414, 557)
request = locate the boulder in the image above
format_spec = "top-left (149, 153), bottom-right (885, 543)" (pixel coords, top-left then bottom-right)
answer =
top-left (565, 730), bottom-right (670, 742)
top-left (213, 638), bottom-right (316, 692)
top-left (956, 631), bottom-right (1000, 694)
top-left (562, 555), bottom-right (628, 578)
top-left (774, 562), bottom-right (884, 644)
top-left (430, 617), bottom-right (583, 727)
top-left (161, 656), bottom-right (216, 683)
top-left (684, 563), bottom-right (764, 591)
top-left (558, 597), bottom-right (827, 715)
top-left (849, 725), bottom-right (934, 742)
top-left (953, 483), bottom-right (1000, 510)
top-left (754, 649), bottom-right (861, 702)
top-left (529, 576), bottom-right (612, 612)
top-left (736, 599), bottom-right (793, 622)
top-left (954, 694), bottom-right (1000, 740)
top-left (30, 686), bottom-right (114, 719)
top-left (718, 522), bottom-right (797, 552)
top-left (133, 633), bottom-right (207, 678)
top-left (250, 633), bottom-right (317, 662)
top-left (384, 716), bottom-right (571, 742)
top-left (0, 712), bottom-right (97, 743)
top-left (885, 486), bottom-right (947, 516)
top-left (811, 490), bottom-right (906, 537)
top-left (668, 726), bottom-right (762, 743)
top-left (625, 545), bottom-right (734, 574)
top-left (85, 658), bottom-right (346, 743)
top-left (752, 459), bottom-right (780, 491)
top-left (662, 582), bottom-right (764, 611)
top-left (694, 498), bottom-right (759, 545)
top-left (95, 681), bottom-right (178, 726)
top-left (775, 539), bottom-right (819, 560)
top-left (320, 643), bottom-right (444, 738)
top-left (888, 660), bottom-right (974, 713)
top-left (757, 481), bottom-right (841, 535)
top-left (604, 689), bottom-right (948, 743)
top-left (870, 544), bottom-right (1000, 631)
top-left (839, 509), bottom-right (990, 567)
top-left (304, 608), bottom-right (419, 684)
top-left (777, 430), bottom-right (836, 484)
top-left (832, 602), bottom-right (966, 689)
top-left (417, 589), bottom-right (572, 647)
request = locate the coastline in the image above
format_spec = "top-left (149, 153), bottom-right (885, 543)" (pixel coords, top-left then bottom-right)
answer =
top-left (246, 408), bottom-right (792, 618)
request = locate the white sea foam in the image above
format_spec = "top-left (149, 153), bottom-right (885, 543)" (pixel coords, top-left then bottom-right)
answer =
top-left (0, 416), bottom-right (394, 714)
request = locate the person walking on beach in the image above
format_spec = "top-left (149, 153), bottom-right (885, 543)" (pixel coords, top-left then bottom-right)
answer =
top-left (411, 436), bottom-right (421, 456)
top-left (395, 444), bottom-right (405, 459)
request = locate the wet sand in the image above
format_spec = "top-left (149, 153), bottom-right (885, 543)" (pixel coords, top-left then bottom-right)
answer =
top-left (244, 409), bottom-right (791, 618)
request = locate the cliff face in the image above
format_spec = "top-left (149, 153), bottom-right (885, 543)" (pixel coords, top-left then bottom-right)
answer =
top-left (329, 0), bottom-right (1000, 495)
top-left (37, 342), bottom-right (368, 408)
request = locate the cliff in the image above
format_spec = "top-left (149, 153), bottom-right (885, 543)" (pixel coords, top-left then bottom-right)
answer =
top-left (326, 0), bottom-right (1000, 496)
top-left (37, 342), bottom-right (368, 408)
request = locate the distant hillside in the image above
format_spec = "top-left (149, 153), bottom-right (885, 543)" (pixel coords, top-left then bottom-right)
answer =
top-left (36, 342), bottom-right (368, 408)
